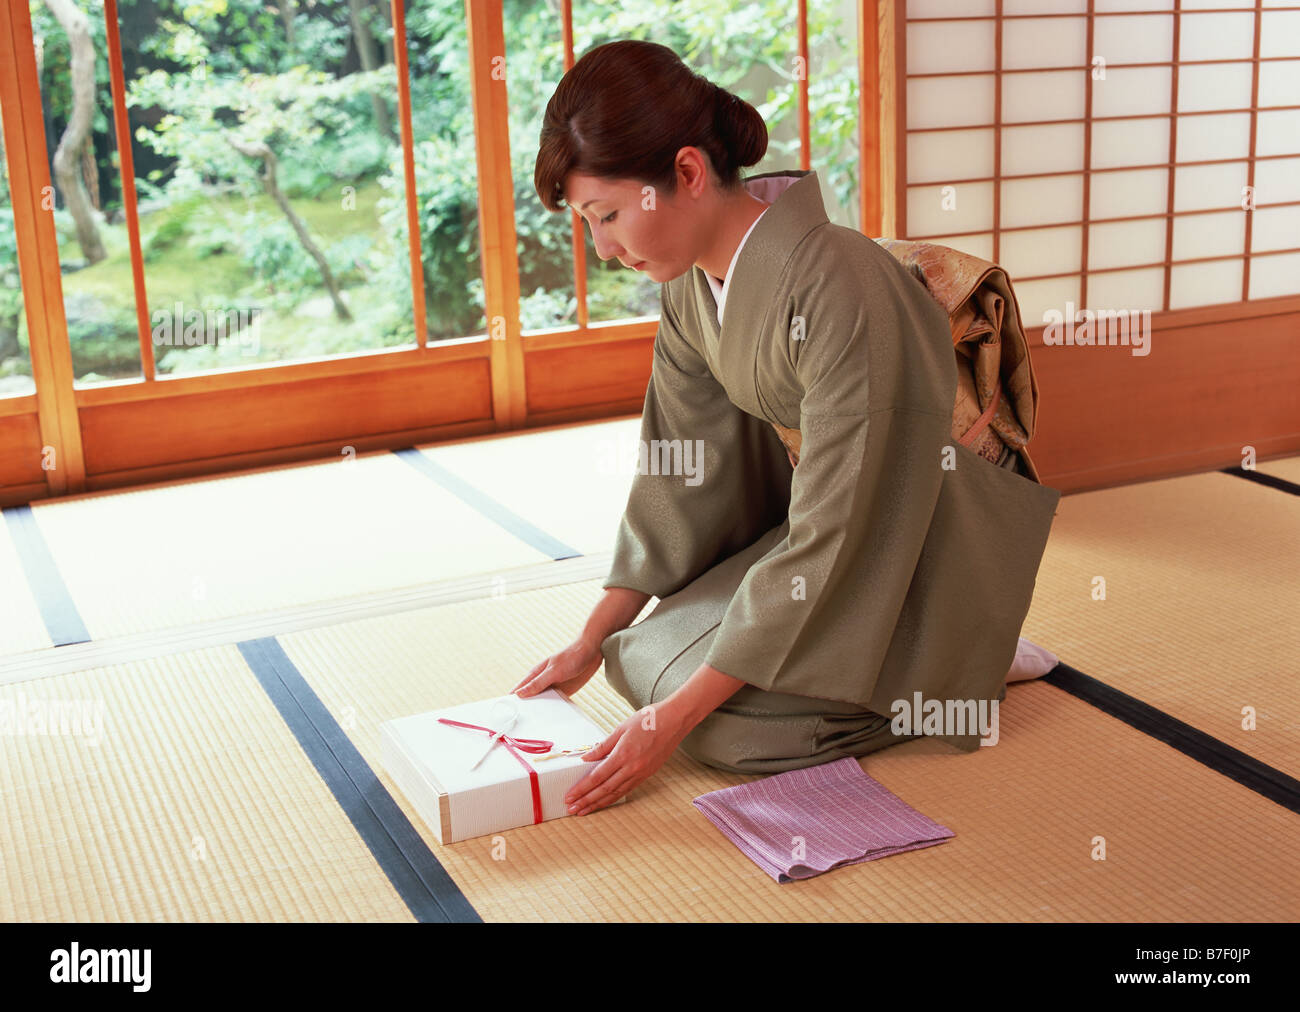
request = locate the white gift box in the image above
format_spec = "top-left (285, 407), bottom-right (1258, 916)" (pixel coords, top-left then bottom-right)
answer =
top-left (380, 688), bottom-right (621, 844)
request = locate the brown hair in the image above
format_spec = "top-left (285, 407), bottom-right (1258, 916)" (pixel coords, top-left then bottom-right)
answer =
top-left (534, 39), bottom-right (768, 213)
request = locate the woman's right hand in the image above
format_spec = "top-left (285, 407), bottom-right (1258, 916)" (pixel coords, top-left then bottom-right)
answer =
top-left (512, 636), bottom-right (604, 699)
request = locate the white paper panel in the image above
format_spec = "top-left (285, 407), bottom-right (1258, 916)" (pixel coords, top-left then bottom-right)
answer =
top-left (1260, 12), bottom-right (1300, 59)
top-left (1250, 205), bottom-right (1300, 252)
top-left (1000, 174), bottom-right (1084, 228)
top-left (1000, 225), bottom-right (1082, 278)
top-left (1258, 60), bottom-right (1300, 109)
top-left (908, 129), bottom-right (995, 184)
top-left (907, 181), bottom-right (994, 236)
top-left (1004, 0), bottom-right (1085, 12)
top-left (1001, 71), bottom-right (1086, 123)
top-left (1091, 168), bottom-right (1168, 219)
top-left (1176, 113), bottom-right (1252, 164)
top-left (1248, 251), bottom-right (1300, 299)
top-left (908, 76), bottom-right (997, 130)
top-left (1169, 259), bottom-right (1244, 308)
top-left (1173, 209), bottom-right (1246, 261)
top-left (1095, 0), bottom-right (1171, 10)
top-left (1087, 267), bottom-right (1165, 313)
top-left (1089, 218), bottom-right (1168, 270)
top-left (1092, 117), bottom-right (1170, 169)
top-left (1179, 12), bottom-right (1256, 62)
top-left (1092, 67), bottom-right (1172, 118)
top-left (919, 232), bottom-right (995, 261)
top-left (1184, 0), bottom-right (1254, 8)
top-left (1173, 161), bottom-right (1248, 212)
top-left (908, 0), bottom-right (995, 17)
top-left (1002, 123), bottom-right (1084, 176)
top-left (1011, 276), bottom-right (1081, 328)
top-left (1093, 14), bottom-right (1174, 66)
top-left (1176, 63), bottom-right (1255, 114)
top-left (1002, 17), bottom-right (1087, 70)
top-left (1254, 158), bottom-right (1300, 203)
top-left (908, 21), bottom-right (997, 75)
top-left (1256, 110), bottom-right (1300, 158)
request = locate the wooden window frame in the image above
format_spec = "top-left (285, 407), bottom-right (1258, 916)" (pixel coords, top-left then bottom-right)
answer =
top-left (0, 0), bottom-right (888, 503)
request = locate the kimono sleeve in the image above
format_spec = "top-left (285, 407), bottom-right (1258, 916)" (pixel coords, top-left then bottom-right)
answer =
top-left (701, 270), bottom-right (954, 707)
top-left (602, 292), bottom-right (791, 600)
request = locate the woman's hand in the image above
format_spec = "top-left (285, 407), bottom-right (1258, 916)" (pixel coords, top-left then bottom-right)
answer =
top-left (563, 699), bottom-right (695, 816)
top-left (512, 636), bottom-right (603, 699)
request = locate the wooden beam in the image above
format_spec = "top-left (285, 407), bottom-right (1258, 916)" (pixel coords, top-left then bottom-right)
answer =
top-left (0, 0), bottom-right (86, 494)
top-left (464, 0), bottom-right (526, 429)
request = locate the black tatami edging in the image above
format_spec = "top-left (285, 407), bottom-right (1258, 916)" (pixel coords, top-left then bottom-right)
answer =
top-left (238, 636), bottom-right (481, 924)
top-left (1220, 466), bottom-right (1300, 496)
top-left (1044, 663), bottom-right (1300, 816)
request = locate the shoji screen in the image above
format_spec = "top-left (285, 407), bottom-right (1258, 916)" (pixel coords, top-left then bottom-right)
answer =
top-left (897, 0), bottom-right (1300, 328)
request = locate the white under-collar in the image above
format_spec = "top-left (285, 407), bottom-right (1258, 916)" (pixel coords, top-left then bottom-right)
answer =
top-left (705, 208), bottom-right (765, 326)
top-left (703, 173), bottom-right (803, 325)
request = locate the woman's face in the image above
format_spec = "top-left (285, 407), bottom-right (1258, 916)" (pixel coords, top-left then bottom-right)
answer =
top-left (563, 166), bottom-right (706, 284)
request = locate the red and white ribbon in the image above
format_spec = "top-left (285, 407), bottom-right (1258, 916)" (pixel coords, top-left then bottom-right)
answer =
top-left (437, 718), bottom-right (554, 824)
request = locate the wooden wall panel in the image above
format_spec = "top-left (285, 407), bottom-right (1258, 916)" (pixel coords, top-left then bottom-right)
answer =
top-left (524, 337), bottom-right (654, 416)
top-left (78, 357), bottom-right (493, 475)
top-left (0, 411), bottom-right (47, 488)
top-left (1026, 307), bottom-right (1300, 492)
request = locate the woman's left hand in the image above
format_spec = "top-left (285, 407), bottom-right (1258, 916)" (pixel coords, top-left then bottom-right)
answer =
top-left (563, 700), bottom-right (694, 816)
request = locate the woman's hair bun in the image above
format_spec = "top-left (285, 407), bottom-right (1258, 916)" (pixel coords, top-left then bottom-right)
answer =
top-left (534, 40), bottom-right (769, 212)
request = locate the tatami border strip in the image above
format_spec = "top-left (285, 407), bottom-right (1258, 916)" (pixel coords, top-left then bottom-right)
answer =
top-left (1220, 466), bottom-right (1300, 496)
top-left (1044, 663), bottom-right (1300, 815)
top-left (237, 636), bottom-right (480, 924)
top-left (393, 447), bottom-right (582, 559)
top-left (0, 553), bottom-right (614, 684)
top-left (2, 505), bottom-right (90, 647)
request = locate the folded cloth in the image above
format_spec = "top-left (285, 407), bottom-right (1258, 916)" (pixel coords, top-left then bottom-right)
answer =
top-left (692, 756), bottom-right (954, 883)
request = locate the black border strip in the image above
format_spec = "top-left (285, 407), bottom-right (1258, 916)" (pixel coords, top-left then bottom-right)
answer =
top-left (1220, 466), bottom-right (1300, 496)
top-left (1044, 663), bottom-right (1300, 816)
top-left (2, 505), bottom-right (90, 647)
top-left (237, 636), bottom-right (480, 923)
top-left (393, 447), bottom-right (582, 560)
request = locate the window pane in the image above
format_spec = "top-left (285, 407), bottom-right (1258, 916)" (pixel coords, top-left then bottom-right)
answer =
top-left (60, 0), bottom-right (482, 381)
top-left (0, 96), bottom-right (36, 397)
top-left (29, 0), bottom-right (142, 384)
top-left (406, 0), bottom-right (486, 343)
top-left (514, 0), bottom-right (856, 327)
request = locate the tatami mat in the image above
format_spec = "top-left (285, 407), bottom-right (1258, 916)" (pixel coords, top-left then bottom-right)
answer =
top-left (1020, 468), bottom-right (1300, 778)
top-left (412, 417), bottom-right (642, 559)
top-left (0, 518), bottom-right (53, 655)
top-left (6, 422), bottom-right (1298, 922)
top-left (24, 450), bottom-right (566, 640)
top-left (0, 645), bottom-right (413, 922)
top-left (1255, 453), bottom-right (1300, 486)
top-left (278, 581), bottom-right (1298, 922)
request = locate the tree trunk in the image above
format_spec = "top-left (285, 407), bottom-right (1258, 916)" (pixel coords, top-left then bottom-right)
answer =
top-left (347, 0), bottom-right (395, 144)
top-left (82, 139), bottom-right (100, 210)
top-left (369, 0), bottom-right (393, 65)
top-left (0, 321), bottom-right (20, 364)
top-left (277, 0), bottom-right (295, 46)
top-left (42, 0), bottom-right (105, 264)
top-left (0, 126), bottom-right (18, 359)
top-left (229, 137), bottom-right (353, 322)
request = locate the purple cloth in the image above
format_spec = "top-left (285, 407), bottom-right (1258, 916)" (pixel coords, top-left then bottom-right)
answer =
top-left (692, 756), bottom-right (954, 882)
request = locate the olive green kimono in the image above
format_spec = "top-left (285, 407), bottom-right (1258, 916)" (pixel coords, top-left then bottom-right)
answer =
top-left (599, 169), bottom-right (1061, 774)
